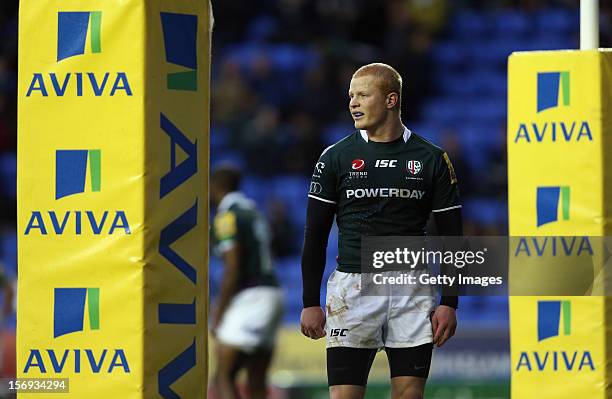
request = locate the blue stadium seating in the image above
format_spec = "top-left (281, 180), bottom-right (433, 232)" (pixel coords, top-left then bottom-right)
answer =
top-left (210, 126), bottom-right (230, 151)
top-left (526, 34), bottom-right (574, 51)
top-left (225, 44), bottom-right (319, 75)
top-left (422, 98), bottom-right (467, 124)
top-left (323, 123), bottom-right (353, 147)
top-left (451, 10), bottom-right (491, 38)
top-left (493, 11), bottom-right (531, 38)
top-left (245, 15), bottom-right (278, 43)
top-left (0, 231), bottom-right (16, 278)
top-left (432, 42), bottom-right (468, 70)
top-left (463, 198), bottom-right (507, 226)
top-left (536, 8), bottom-right (577, 35)
top-left (241, 175), bottom-right (269, 209)
top-left (0, 153), bottom-right (16, 199)
top-left (211, 149), bottom-right (246, 169)
top-left (270, 175), bottom-right (309, 225)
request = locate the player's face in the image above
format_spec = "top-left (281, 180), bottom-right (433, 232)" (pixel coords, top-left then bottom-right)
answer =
top-left (348, 75), bottom-right (388, 130)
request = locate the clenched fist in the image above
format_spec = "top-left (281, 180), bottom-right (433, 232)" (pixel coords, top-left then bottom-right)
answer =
top-left (300, 306), bottom-right (326, 339)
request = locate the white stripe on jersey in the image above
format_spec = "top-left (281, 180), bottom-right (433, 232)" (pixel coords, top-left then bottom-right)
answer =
top-left (432, 205), bottom-right (462, 213)
top-left (308, 194), bottom-right (337, 204)
top-left (320, 143), bottom-right (335, 157)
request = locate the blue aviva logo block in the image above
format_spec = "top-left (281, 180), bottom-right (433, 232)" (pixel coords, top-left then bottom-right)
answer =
top-left (54, 288), bottom-right (100, 338)
top-left (537, 300), bottom-right (571, 341)
top-left (537, 71), bottom-right (570, 113)
top-left (161, 12), bottom-right (198, 91)
top-left (536, 186), bottom-right (570, 227)
top-left (57, 12), bottom-right (102, 62)
top-left (56, 150), bottom-right (101, 200)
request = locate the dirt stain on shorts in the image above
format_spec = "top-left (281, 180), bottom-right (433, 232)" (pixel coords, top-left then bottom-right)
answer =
top-left (327, 303), bottom-right (349, 317)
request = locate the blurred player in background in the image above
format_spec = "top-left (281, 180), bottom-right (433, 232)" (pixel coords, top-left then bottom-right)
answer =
top-left (0, 264), bottom-right (13, 322)
top-left (300, 63), bottom-right (462, 399)
top-left (210, 165), bottom-right (284, 399)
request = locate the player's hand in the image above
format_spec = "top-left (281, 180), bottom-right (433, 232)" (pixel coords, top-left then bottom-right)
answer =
top-left (431, 305), bottom-right (457, 347)
top-left (300, 306), bottom-right (326, 339)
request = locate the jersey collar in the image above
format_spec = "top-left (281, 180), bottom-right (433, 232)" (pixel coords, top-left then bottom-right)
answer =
top-left (359, 125), bottom-right (412, 143)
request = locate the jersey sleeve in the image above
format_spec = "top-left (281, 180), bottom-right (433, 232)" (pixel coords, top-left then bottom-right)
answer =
top-left (308, 146), bottom-right (339, 204)
top-left (431, 151), bottom-right (461, 213)
top-left (213, 210), bottom-right (238, 253)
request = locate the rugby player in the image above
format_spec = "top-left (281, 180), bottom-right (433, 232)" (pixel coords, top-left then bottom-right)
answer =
top-left (300, 63), bottom-right (461, 399)
top-left (210, 165), bottom-right (283, 399)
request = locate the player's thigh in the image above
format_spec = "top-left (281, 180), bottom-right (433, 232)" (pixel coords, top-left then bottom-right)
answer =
top-left (217, 286), bottom-right (283, 352)
top-left (390, 376), bottom-right (426, 399)
top-left (327, 347), bottom-right (377, 387)
top-left (215, 342), bottom-right (246, 378)
top-left (245, 349), bottom-right (273, 384)
top-left (385, 294), bottom-right (434, 348)
top-left (326, 271), bottom-right (386, 348)
top-left (385, 343), bottom-right (433, 379)
top-left (387, 339), bottom-right (431, 399)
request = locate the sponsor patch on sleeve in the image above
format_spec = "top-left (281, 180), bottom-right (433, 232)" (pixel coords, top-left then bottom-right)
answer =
top-left (214, 211), bottom-right (237, 241)
top-left (443, 152), bottom-right (458, 184)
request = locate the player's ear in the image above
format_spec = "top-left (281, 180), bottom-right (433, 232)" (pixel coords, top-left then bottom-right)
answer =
top-left (386, 92), bottom-right (398, 109)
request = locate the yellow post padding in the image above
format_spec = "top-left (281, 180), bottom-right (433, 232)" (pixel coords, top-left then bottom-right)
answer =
top-left (507, 50), bottom-right (612, 398)
top-left (17, 1), bottom-right (210, 397)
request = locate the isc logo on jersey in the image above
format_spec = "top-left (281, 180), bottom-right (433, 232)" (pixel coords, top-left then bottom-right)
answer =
top-left (346, 188), bottom-right (425, 199)
top-left (375, 160), bottom-right (397, 168)
top-left (330, 328), bottom-right (348, 337)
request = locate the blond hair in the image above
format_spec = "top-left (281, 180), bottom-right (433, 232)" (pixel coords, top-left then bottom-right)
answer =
top-left (353, 63), bottom-right (402, 109)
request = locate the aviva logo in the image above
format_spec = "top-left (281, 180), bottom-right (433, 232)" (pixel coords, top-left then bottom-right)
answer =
top-left (57, 11), bottom-right (102, 62)
top-left (536, 186), bottom-right (569, 227)
top-left (513, 71), bottom-right (592, 144)
top-left (537, 71), bottom-right (569, 112)
top-left (538, 300), bottom-right (570, 341)
top-left (515, 300), bottom-right (594, 372)
top-left (56, 149), bottom-right (101, 200)
top-left (161, 12), bottom-right (198, 91)
top-left (54, 287), bottom-right (100, 338)
top-left (23, 288), bottom-right (130, 374)
top-left (23, 149), bottom-right (131, 236)
top-left (25, 11), bottom-right (132, 97)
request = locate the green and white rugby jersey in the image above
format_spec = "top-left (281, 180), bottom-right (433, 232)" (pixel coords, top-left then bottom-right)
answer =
top-left (309, 127), bottom-right (461, 273)
top-left (214, 192), bottom-right (278, 288)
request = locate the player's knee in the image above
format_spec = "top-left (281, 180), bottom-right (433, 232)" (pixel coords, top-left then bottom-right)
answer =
top-left (215, 360), bottom-right (239, 383)
top-left (329, 385), bottom-right (366, 399)
top-left (391, 377), bottom-right (426, 399)
top-left (392, 386), bottom-right (423, 399)
top-left (395, 391), bottom-right (423, 399)
top-left (214, 369), bottom-right (233, 386)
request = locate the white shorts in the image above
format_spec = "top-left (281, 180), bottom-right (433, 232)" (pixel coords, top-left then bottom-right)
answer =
top-left (216, 286), bottom-right (284, 353)
top-left (325, 271), bottom-right (435, 349)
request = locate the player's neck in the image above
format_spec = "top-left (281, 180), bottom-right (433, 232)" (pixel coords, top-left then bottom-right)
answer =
top-left (365, 117), bottom-right (403, 142)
